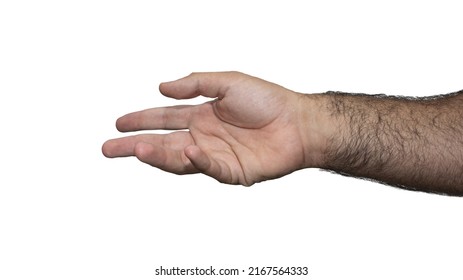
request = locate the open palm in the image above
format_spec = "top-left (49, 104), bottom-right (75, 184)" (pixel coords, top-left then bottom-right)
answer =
top-left (102, 72), bottom-right (308, 185)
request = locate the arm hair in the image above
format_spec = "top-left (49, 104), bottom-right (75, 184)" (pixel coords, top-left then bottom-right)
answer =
top-left (323, 90), bottom-right (463, 195)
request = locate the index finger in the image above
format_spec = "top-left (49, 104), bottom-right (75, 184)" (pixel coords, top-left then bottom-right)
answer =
top-left (116, 105), bottom-right (193, 132)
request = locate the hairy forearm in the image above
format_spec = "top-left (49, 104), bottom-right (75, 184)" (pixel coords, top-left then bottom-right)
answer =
top-left (305, 90), bottom-right (463, 195)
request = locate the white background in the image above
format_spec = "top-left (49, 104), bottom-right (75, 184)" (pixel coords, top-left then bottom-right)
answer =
top-left (1, 0), bottom-right (462, 279)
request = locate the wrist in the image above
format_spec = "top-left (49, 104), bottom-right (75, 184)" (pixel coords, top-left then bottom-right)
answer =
top-left (295, 93), bottom-right (337, 169)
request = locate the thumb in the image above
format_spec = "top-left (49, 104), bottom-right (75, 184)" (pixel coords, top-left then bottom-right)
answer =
top-left (159, 71), bottom-right (246, 100)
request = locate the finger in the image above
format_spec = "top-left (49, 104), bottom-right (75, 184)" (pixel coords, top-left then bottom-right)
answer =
top-left (116, 105), bottom-right (194, 132)
top-left (102, 131), bottom-right (193, 158)
top-left (184, 145), bottom-right (212, 171)
top-left (159, 71), bottom-right (246, 100)
top-left (135, 142), bottom-right (196, 174)
top-left (102, 134), bottom-right (165, 158)
top-left (184, 145), bottom-right (233, 184)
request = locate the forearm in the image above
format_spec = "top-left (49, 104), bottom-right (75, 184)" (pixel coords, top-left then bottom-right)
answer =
top-left (302, 90), bottom-right (463, 195)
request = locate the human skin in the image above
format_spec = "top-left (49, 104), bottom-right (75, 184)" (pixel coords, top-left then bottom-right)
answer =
top-left (102, 72), bottom-right (463, 195)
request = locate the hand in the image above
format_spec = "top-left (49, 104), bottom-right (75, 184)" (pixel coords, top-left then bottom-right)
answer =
top-left (102, 72), bottom-right (320, 185)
